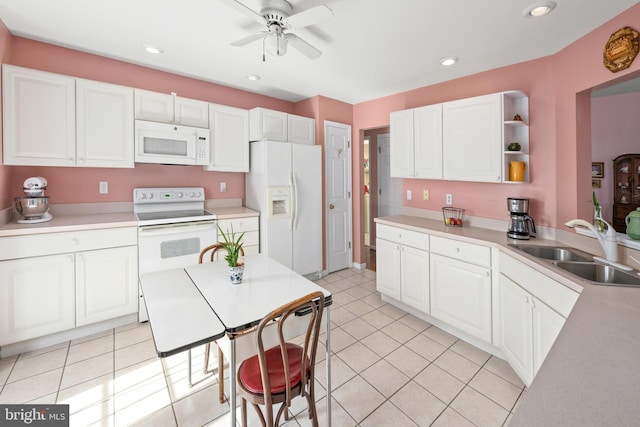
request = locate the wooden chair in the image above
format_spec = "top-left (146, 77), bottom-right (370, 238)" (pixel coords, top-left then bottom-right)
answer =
top-left (237, 291), bottom-right (325, 427)
top-left (198, 243), bottom-right (245, 403)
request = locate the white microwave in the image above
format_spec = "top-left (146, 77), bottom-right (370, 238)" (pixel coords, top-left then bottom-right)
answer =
top-left (134, 120), bottom-right (210, 165)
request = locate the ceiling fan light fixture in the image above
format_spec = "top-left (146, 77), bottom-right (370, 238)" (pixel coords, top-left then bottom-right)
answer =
top-left (523, 1), bottom-right (556, 18)
top-left (265, 33), bottom-right (288, 56)
top-left (142, 44), bottom-right (164, 54)
top-left (439, 56), bottom-right (458, 66)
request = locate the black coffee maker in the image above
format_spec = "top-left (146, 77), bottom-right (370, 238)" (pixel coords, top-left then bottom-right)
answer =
top-left (507, 197), bottom-right (536, 239)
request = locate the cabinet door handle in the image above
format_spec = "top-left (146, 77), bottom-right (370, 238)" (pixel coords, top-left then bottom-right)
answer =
top-left (525, 295), bottom-right (530, 303)
top-left (71, 238), bottom-right (79, 245)
top-left (455, 248), bottom-right (461, 253)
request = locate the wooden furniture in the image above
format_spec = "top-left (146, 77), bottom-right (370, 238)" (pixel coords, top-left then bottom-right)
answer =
top-left (612, 154), bottom-right (640, 232)
top-left (238, 291), bottom-right (325, 427)
top-left (139, 254), bottom-right (332, 427)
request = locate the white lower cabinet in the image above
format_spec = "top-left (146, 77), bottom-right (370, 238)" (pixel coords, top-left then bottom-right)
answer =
top-left (76, 246), bottom-right (138, 327)
top-left (0, 227), bottom-right (138, 346)
top-left (216, 216), bottom-right (260, 258)
top-left (0, 254), bottom-right (75, 346)
top-left (376, 224), bottom-right (429, 312)
top-left (498, 253), bottom-right (578, 386)
top-left (429, 237), bottom-right (492, 343)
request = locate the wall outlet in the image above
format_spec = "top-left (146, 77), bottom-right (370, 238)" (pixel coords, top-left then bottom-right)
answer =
top-left (446, 193), bottom-right (453, 205)
top-left (99, 181), bottom-right (108, 194)
top-left (423, 189), bottom-right (429, 200)
top-left (220, 182), bottom-right (227, 193)
top-left (407, 190), bottom-right (412, 200)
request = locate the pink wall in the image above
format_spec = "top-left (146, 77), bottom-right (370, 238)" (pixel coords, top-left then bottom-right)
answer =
top-left (350, 3), bottom-right (640, 264)
top-left (4, 37), bottom-right (299, 205)
top-left (351, 57), bottom-right (557, 262)
top-left (592, 92), bottom-right (640, 222)
top-left (0, 20), bottom-right (12, 208)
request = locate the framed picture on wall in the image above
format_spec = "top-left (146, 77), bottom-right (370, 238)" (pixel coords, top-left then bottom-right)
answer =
top-left (592, 179), bottom-right (601, 188)
top-left (592, 162), bottom-right (604, 178)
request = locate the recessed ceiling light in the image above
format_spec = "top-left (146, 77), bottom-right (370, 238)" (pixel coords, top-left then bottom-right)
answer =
top-left (246, 74), bottom-right (261, 81)
top-left (523, 1), bottom-right (556, 18)
top-left (439, 57), bottom-right (458, 67)
top-left (142, 44), bottom-right (164, 54)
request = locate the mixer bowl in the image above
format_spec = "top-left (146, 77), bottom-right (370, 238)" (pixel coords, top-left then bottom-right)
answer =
top-left (14, 196), bottom-right (49, 218)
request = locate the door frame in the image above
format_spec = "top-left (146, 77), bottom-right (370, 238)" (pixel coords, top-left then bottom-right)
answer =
top-left (324, 120), bottom-right (353, 273)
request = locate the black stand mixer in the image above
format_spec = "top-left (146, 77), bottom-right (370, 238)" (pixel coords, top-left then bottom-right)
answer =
top-left (507, 197), bottom-right (536, 239)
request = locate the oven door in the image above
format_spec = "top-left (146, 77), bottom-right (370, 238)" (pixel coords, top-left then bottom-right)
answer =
top-left (138, 220), bottom-right (217, 322)
top-left (138, 220), bottom-right (217, 273)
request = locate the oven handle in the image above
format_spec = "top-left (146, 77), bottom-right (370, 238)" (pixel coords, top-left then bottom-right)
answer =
top-left (138, 220), bottom-right (217, 236)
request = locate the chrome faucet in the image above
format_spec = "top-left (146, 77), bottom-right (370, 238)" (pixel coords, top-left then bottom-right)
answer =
top-left (565, 218), bottom-right (618, 263)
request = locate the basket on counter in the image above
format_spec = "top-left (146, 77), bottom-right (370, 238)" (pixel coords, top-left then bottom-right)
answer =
top-left (442, 207), bottom-right (465, 227)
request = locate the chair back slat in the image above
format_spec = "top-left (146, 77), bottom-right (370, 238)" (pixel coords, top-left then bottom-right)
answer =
top-left (250, 291), bottom-right (325, 426)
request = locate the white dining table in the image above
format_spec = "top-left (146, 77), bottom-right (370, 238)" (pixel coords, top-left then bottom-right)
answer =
top-left (140, 254), bottom-right (332, 427)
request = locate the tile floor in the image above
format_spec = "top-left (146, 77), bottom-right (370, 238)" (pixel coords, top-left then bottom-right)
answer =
top-left (0, 268), bottom-right (526, 426)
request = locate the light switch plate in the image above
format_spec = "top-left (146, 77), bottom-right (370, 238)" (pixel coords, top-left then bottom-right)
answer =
top-left (99, 181), bottom-right (108, 194)
top-left (423, 189), bottom-right (429, 200)
top-left (407, 190), bottom-right (412, 200)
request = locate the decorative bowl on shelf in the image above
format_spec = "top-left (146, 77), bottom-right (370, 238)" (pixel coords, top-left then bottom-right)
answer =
top-left (507, 142), bottom-right (521, 151)
top-left (442, 207), bottom-right (465, 227)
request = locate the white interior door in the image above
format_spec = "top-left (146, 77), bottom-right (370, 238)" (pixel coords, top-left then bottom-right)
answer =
top-left (325, 121), bottom-right (352, 273)
top-left (377, 134), bottom-right (403, 217)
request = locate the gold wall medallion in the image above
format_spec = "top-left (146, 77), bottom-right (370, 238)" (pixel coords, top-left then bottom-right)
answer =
top-left (603, 26), bottom-right (639, 72)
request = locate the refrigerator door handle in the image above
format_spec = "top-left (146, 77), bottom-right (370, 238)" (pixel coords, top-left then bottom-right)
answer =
top-left (292, 172), bottom-right (300, 230)
top-left (289, 173), bottom-right (296, 231)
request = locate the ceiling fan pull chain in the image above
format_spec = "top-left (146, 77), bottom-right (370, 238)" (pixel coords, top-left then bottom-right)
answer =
top-left (262, 34), bottom-right (267, 62)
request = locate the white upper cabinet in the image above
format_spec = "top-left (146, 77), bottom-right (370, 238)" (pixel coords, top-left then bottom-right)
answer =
top-left (288, 114), bottom-right (315, 145)
top-left (250, 107), bottom-right (288, 141)
top-left (3, 65), bottom-right (76, 166)
top-left (134, 89), bottom-right (209, 127)
top-left (390, 91), bottom-right (528, 183)
top-left (76, 79), bottom-right (134, 168)
top-left (443, 93), bottom-right (503, 183)
top-left (3, 66), bottom-right (134, 168)
top-left (249, 107), bottom-right (315, 144)
top-left (204, 103), bottom-right (249, 172)
top-left (390, 104), bottom-right (443, 179)
top-left (389, 109), bottom-right (414, 178)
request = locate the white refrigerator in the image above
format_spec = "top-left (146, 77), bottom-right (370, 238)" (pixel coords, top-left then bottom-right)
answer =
top-left (245, 140), bottom-right (322, 277)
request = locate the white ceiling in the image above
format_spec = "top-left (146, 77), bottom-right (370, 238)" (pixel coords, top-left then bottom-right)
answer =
top-left (0, 0), bottom-right (638, 104)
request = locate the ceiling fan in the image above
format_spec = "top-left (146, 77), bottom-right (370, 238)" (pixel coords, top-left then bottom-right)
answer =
top-left (221, 0), bottom-right (333, 61)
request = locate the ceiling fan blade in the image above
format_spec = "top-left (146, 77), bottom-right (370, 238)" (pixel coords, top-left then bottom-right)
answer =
top-left (231, 32), bottom-right (267, 46)
top-left (219, 0), bottom-right (265, 24)
top-left (285, 4), bottom-right (333, 29)
top-left (286, 33), bottom-right (322, 59)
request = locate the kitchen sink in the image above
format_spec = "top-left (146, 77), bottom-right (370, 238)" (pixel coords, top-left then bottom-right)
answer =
top-left (509, 245), bottom-right (593, 262)
top-left (551, 261), bottom-right (640, 287)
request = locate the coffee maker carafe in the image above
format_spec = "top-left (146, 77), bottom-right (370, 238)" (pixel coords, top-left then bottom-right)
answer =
top-left (507, 197), bottom-right (536, 239)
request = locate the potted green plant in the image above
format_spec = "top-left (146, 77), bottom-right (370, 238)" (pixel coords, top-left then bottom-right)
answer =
top-left (217, 223), bottom-right (245, 284)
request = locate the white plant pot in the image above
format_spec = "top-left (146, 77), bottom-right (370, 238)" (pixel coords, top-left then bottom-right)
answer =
top-left (229, 264), bottom-right (244, 284)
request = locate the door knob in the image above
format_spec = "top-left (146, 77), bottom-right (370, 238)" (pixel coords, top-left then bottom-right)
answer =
top-left (329, 204), bottom-right (335, 209)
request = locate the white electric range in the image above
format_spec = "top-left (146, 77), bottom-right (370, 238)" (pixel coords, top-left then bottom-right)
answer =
top-left (134, 187), bottom-right (217, 321)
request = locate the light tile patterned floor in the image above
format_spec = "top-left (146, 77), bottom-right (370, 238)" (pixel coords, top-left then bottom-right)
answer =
top-left (0, 268), bottom-right (526, 426)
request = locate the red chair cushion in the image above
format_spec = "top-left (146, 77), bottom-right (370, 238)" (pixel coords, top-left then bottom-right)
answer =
top-left (239, 343), bottom-right (306, 394)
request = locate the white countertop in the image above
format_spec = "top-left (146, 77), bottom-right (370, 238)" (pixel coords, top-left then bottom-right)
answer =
top-left (0, 211), bottom-right (138, 237)
top-left (376, 215), bottom-right (640, 426)
top-left (0, 205), bottom-right (259, 237)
